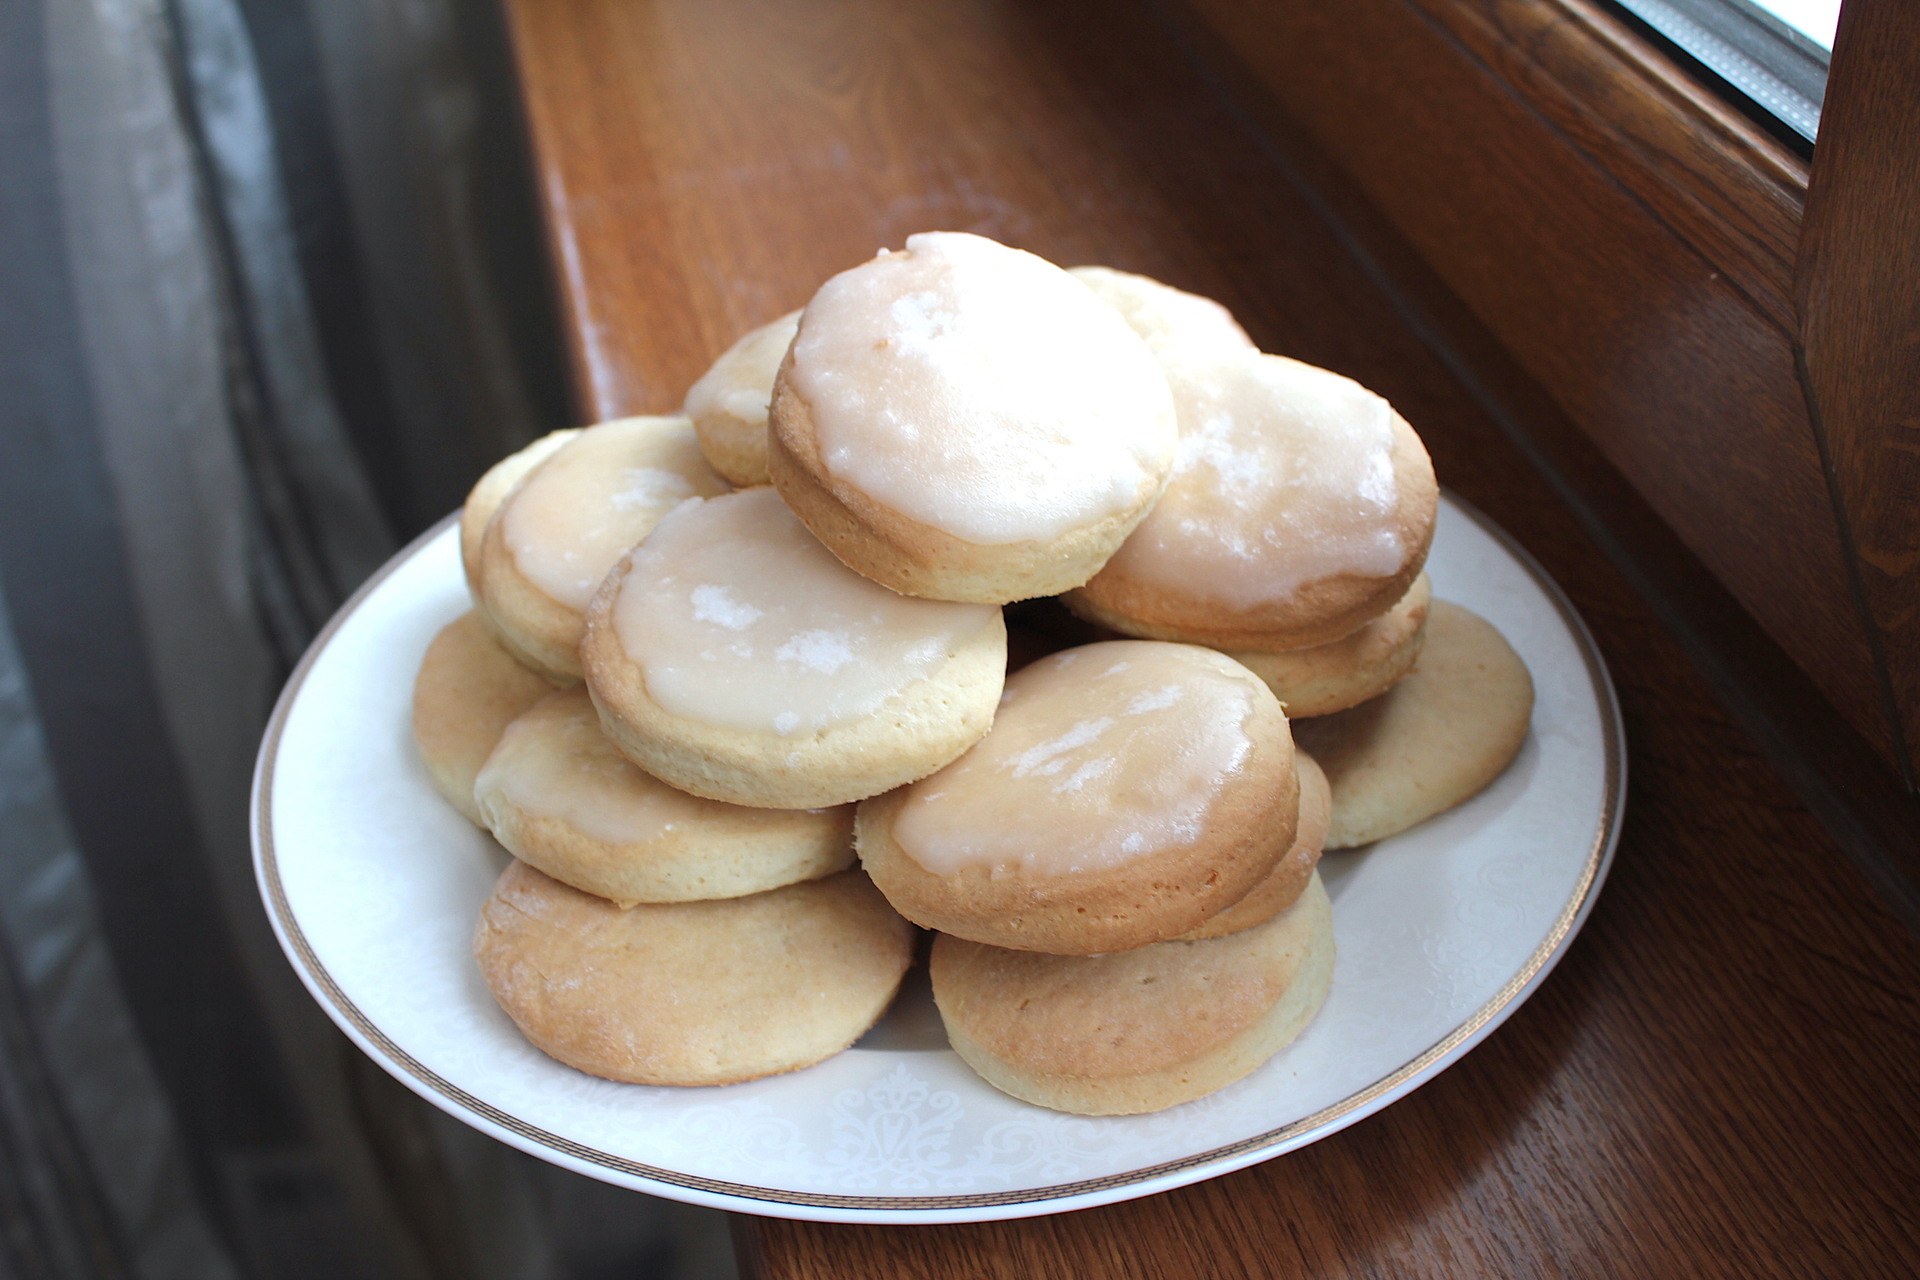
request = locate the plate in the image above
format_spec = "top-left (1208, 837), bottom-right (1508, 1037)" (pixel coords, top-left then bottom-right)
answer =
top-left (251, 493), bottom-right (1623, 1224)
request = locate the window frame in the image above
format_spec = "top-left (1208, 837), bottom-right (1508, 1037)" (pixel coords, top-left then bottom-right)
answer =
top-left (1172, 0), bottom-right (1916, 782)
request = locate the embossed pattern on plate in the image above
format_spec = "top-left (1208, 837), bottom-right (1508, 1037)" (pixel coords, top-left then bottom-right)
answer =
top-left (252, 493), bottom-right (1623, 1223)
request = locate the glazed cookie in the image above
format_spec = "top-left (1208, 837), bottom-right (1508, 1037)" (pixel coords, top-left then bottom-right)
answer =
top-left (768, 231), bottom-right (1177, 603)
top-left (473, 688), bottom-right (854, 906)
top-left (857, 640), bottom-right (1298, 954)
top-left (475, 863), bottom-right (913, 1086)
top-left (411, 611), bottom-right (556, 824)
top-left (931, 872), bottom-right (1334, 1115)
top-left (683, 310), bottom-right (800, 486)
top-left (1176, 750), bottom-right (1330, 941)
top-left (459, 428), bottom-right (580, 592)
top-left (581, 487), bottom-right (1006, 810)
top-left (1069, 265), bottom-right (1255, 358)
top-left (1296, 601), bottom-right (1533, 849)
top-left (475, 417), bottom-right (729, 682)
top-left (1068, 352), bottom-right (1437, 651)
top-left (1231, 575), bottom-right (1432, 718)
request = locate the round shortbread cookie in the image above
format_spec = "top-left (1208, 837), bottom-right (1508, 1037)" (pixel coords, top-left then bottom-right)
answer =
top-left (581, 487), bottom-right (1007, 810)
top-left (459, 428), bottom-right (580, 594)
top-left (1067, 352), bottom-right (1437, 650)
top-left (1296, 601), bottom-right (1533, 849)
top-left (475, 863), bottom-right (914, 1086)
top-left (1230, 574), bottom-right (1432, 718)
top-left (857, 640), bottom-right (1298, 955)
top-left (1069, 265), bottom-right (1256, 358)
top-left (474, 688), bottom-right (855, 905)
top-left (475, 417), bottom-right (729, 682)
top-left (931, 872), bottom-right (1335, 1115)
top-left (684, 310), bottom-right (800, 487)
top-left (1176, 749), bottom-right (1329, 941)
top-left (768, 231), bottom-right (1177, 604)
top-left (412, 611), bottom-right (556, 824)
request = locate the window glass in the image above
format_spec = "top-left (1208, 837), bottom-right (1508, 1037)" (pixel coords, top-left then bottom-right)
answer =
top-left (1748, 0), bottom-right (1839, 48)
top-left (1611, 0), bottom-right (1837, 141)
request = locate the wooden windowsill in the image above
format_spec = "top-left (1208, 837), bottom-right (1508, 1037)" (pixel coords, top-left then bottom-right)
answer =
top-left (497, 0), bottom-right (1920, 1273)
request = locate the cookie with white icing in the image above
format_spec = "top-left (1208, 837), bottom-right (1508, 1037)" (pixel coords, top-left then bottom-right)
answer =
top-left (581, 487), bottom-right (1006, 810)
top-left (1231, 574), bottom-right (1432, 718)
top-left (474, 417), bottom-right (729, 682)
top-left (769, 232), bottom-right (1178, 604)
top-left (931, 872), bottom-right (1334, 1115)
top-left (1175, 749), bottom-right (1329, 941)
top-left (1297, 601), bottom-right (1533, 849)
top-left (857, 640), bottom-right (1298, 955)
top-left (1069, 265), bottom-right (1256, 358)
top-left (474, 688), bottom-right (854, 905)
top-left (475, 862), bottom-right (913, 1086)
top-left (460, 428), bottom-right (580, 594)
top-left (1068, 352), bottom-right (1437, 651)
top-left (411, 611), bottom-right (557, 824)
top-left (684, 310), bottom-right (800, 487)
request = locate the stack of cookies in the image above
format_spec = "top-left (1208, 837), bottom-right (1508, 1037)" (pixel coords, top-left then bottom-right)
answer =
top-left (411, 230), bottom-right (1533, 1114)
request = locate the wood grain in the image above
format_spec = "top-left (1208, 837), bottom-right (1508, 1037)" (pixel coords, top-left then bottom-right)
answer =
top-left (1178, 0), bottom-right (1897, 771)
top-left (1796, 0), bottom-right (1920, 781)
top-left (1404, 0), bottom-right (1808, 329)
top-left (499, 0), bottom-right (1920, 1273)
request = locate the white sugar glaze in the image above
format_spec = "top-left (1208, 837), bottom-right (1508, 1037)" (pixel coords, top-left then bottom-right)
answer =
top-left (500, 418), bottom-right (727, 609)
top-left (1100, 353), bottom-right (1406, 608)
top-left (1069, 265), bottom-right (1256, 358)
top-left (685, 311), bottom-right (801, 429)
top-left (891, 641), bottom-right (1263, 876)
top-left (785, 232), bottom-right (1176, 545)
top-left (611, 488), bottom-right (998, 734)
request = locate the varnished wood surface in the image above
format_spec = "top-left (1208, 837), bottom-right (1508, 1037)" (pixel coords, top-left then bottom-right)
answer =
top-left (1407, 0), bottom-right (1807, 327)
top-left (1179, 0), bottom-right (1899, 772)
top-left (1796, 0), bottom-right (1920, 781)
top-left (499, 0), bottom-right (1920, 1273)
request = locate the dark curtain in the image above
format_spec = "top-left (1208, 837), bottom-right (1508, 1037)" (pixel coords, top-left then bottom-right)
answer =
top-left (0, 0), bottom-right (731, 1275)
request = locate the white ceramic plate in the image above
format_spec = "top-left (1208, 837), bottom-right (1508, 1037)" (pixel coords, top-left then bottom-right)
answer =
top-left (252, 493), bottom-right (1623, 1224)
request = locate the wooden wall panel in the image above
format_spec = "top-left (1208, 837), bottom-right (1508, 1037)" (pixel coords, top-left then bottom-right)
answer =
top-left (1415, 0), bottom-right (1806, 325)
top-left (1180, 0), bottom-right (1897, 768)
top-left (1796, 0), bottom-right (1920, 776)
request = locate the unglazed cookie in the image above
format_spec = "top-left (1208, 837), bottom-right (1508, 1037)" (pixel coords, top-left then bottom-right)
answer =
top-left (931, 872), bottom-right (1334, 1115)
top-left (1231, 575), bottom-right (1432, 718)
top-left (581, 487), bottom-right (1006, 809)
top-left (473, 688), bottom-right (854, 905)
top-left (857, 640), bottom-right (1298, 954)
top-left (475, 863), bottom-right (913, 1085)
top-left (411, 611), bottom-right (556, 824)
top-left (1069, 265), bottom-right (1255, 358)
top-left (1068, 352), bottom-right (1437, 650)
top-left (1297, 601), bottom-right (1533, 848)
top-left (684, 310), bottom-right (800, 486)
top-left (768, 232), bottom-right (1177, 603)
top-left (459, 428), bottom-right (580, 592)
top-left (1176, 750), bottom-right (1330, 941)
top-left (474, 417), bottom-right (729, 682)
